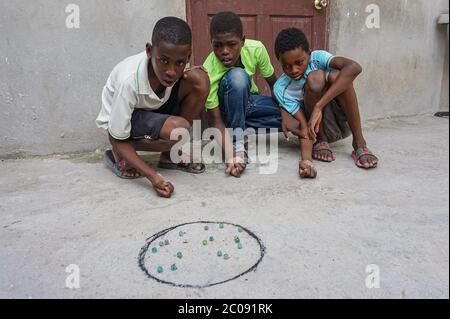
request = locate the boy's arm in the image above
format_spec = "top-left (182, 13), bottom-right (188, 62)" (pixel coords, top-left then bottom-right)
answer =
top-left (309, 56), bottom-right (362, 137)
top-left (264, 73), bottom-right (278, 98)
top-left (207, 107), bottom-right (246, 177)
top-left (315, 56), bottom-right (362, 111)
top-left (292, 110), bottom-right (313, 161)
top-left (293, 110), bottom-right (317, 178)
top-left (108, 134), bottom-right (174, 198)
top-left (278, 104), bottom-right (308, 140)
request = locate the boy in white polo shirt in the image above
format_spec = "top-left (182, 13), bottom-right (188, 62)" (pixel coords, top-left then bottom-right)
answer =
top-left (96, 17), bottom-right (209, 198)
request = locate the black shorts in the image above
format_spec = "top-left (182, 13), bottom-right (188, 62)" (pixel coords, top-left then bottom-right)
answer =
top-left (130, 81), bottom-right (181, 140)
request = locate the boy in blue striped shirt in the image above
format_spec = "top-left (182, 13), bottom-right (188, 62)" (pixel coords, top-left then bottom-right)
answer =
top-left (274, 28), bottom-right (378, 178)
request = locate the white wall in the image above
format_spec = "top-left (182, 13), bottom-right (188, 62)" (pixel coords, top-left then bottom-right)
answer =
top-left (329, 0), bottom-right (449, 119)
top-left (0, 0), bottom-right (186, 157)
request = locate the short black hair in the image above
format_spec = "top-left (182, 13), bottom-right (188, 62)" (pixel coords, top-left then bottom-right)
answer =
top-left (152, 17), bottom-right (192, 46)
top-left (274, 28), bottom-right (310, 59)
top-left (210, 11), bottom-right (243, 39)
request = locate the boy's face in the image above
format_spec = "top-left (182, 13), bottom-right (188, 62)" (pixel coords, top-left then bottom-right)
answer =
top-left (279, 47), bottom-right (310, 81)
top-left (211, 32), bottom-right (245, 68)
top-left (146, 41), bottom-right (191, 87)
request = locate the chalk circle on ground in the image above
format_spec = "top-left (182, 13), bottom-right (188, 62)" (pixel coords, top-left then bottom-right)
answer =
top-left (138, 221), bottom-right (265, 288)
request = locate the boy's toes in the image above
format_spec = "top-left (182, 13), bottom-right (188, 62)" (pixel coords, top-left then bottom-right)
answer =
top-left (360, 155), bottom-right (377, 168)
top-left (127, 169), bottom-right (141, 177)
top-left (352, 147), bottom-right (378, 169)
top-left (125, 171), bottom-right (134, 177)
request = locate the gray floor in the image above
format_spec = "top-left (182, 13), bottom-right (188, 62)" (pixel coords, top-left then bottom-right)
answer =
top-left (0, 115), bottom-right (448, 299)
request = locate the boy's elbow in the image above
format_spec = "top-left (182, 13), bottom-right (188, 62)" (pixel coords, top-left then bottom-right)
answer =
top-left (352, 62), bottom-right (363, 75)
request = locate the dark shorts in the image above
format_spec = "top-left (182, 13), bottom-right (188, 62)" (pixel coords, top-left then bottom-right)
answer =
top-left (322, 100), bottom-right (352, 143)
top-left (131, 81), bottom-right (181, 140)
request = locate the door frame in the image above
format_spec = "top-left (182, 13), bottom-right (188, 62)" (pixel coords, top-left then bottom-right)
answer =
top-left (186, 0), bottom-right (331, 65)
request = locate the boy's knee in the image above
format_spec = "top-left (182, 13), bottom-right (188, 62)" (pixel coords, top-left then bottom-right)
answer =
top-left (169, 116), bottom-right (191, 131)
top-left (306, 70), bottom-right (326, 93)
top-left (221, 68), bottom-right (250, 91)
top-left (162, 116), bottom-right (191, 141)
top-left (327, 71), bottom-right (340, 84)
top-left (184, 68), bottom-right (210, 97)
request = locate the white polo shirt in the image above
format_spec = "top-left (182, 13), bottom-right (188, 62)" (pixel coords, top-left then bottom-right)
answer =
top-left (96, 51), bottom-right (174, 140)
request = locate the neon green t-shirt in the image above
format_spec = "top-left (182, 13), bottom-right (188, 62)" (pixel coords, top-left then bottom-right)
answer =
top-left (202, 39), bottom-right (275, 110)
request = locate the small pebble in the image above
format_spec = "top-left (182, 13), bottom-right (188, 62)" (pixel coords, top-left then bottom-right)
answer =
top-left (157, 266), bottom-right (163, 274)
top-left (164, 239), bottom-right (170, 245)
top-left (176, 252), bottom-right (183, 259)
top-left (179, 231), bottom-right (184, 237)
top-left (204, 225), bottom-right (209, 231)
top-left (170, 264), bottom-right (177, 271)
top-left (152, 247), bottom-right (158, 254)
top-left (223, 254), bottom-right (230, 260)
top-left (202, 240), bottom-right (208, 246)
top-left (209, 236), bottom-right (214, 242)
top-left (217, 250), bottom-right (223, 257)
top-left (219, 223), bottom-right (224, 229)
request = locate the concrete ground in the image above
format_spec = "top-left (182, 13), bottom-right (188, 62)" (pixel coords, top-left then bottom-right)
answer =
top-left (0, 114), bottom-right (448, 299)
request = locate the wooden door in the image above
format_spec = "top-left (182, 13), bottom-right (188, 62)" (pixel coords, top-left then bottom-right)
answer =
top-left (186, 0), bottom-right (329, 96)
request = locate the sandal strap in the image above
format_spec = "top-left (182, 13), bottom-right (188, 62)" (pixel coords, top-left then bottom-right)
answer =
top-left (313, 141), bottom-right (332, 152)
top-left (354, 147), bottom-right (373, 160)
top-left (180, 154), bottom-right (201, 164)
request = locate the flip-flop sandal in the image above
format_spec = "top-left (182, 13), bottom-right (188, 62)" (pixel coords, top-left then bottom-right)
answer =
top-left (352, 147), bottom-right (378, 169)
top-left (157, 157), bottom-right (206, 174)
top-left (313, 141), bottom-right (336, 162)
top-left (104, 150), bottom-right (144, 179)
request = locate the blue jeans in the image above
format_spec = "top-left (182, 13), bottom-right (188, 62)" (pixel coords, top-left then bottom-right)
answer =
top-left (218, 68), bottom-right (282, 153)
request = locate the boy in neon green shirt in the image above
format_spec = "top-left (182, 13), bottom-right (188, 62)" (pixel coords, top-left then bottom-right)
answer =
top-left (204, 11), bottom-right (295, 177)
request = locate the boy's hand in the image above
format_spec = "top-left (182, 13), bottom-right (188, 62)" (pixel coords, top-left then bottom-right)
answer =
top-left (225, 156), bottom-right (247, 178)
top-left (183, 65), bottom-right (208, 78)
top-left (280, 108), bottom-right (307, 139)
top-left (308, 108), bottom-right (323, 141)
top-left (299, 159), bottom-right (317, 179)
top-left (151, 174), bottom-right (175, 198)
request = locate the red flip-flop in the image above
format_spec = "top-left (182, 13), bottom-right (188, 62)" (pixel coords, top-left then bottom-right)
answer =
top-left (104, 150), bottom-right (143, 179)
top-left (313, 141), bottom-right (336, 162)
top-left (157, 155), bottom-right (206, 174)
top-left (351, 147), bottom-right (378, 169)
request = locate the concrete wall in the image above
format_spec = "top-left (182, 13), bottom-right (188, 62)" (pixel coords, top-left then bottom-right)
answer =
top-left (439, 24), bottom-right (449, 112)
top-left (329, 0), bottom-right (449, 119)
top-left (0, 0), bottom-right (448, 157)
top-left (0, 0), bottom-right (186, 157)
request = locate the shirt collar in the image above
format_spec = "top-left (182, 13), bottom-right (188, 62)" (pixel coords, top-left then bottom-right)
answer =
top-left (136, 51), bottom-right (152, 95)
